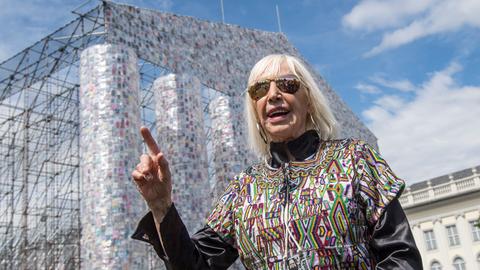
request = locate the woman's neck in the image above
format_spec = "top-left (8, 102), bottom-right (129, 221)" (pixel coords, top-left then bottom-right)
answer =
top-left (269, 130), bottom-right (320, 168)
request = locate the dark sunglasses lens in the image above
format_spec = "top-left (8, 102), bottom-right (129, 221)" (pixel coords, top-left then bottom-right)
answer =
top-left (277, 78), bottom-right (300, 94)
top-left (249, 82), bottom-right (269, 100)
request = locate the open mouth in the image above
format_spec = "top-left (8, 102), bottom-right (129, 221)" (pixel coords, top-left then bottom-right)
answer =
top-left (267, 108), bottom-right (290, 119)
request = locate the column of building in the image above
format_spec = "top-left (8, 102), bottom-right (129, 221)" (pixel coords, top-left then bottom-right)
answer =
top-left (208, 95), bottom-right (252, 199)
top-left (79, 44), bottom-right (146, 269)
top-left (152, 73), bottom-right (210, 233)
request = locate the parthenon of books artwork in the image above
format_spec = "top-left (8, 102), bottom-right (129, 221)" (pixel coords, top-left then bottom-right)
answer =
top-left (0, 1), bottom-right (376, 269)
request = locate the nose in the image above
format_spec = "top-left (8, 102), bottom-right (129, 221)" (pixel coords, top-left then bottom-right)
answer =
top-left (266, 81), bottom-right (282, 102)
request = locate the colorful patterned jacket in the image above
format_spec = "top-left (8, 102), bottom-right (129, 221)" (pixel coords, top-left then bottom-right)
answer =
top-left (132, 131), bottom-right (422, 269)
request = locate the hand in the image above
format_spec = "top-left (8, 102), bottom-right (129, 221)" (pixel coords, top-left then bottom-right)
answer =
top-left (132, 126), bottom-right (172, 217)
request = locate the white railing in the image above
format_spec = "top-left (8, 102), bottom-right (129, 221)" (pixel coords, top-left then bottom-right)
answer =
top-left (456, 177), bottom-right (475, 190)
top-left (433, 184), bottom-right (451, 196)
top-left (400, 170), bottom-right (480, 208)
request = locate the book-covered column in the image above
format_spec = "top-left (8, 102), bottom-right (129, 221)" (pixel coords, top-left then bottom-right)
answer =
top-left (153, 73), bottom-right (210, 233)
top-left (79, 44), bottom-right (145, 269)
top-left (208, 95), bottom-right (251, 198)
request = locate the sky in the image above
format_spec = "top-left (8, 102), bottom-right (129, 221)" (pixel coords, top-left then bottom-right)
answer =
top-left (1, 0), bottom-right (479, 185)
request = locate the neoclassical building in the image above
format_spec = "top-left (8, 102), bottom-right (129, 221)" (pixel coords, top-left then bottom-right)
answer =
top-left (400, 165), bottom-right (480, 270)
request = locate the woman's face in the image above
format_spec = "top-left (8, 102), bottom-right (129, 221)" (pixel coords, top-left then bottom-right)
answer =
top-left (254, 62), bottom-right (310, 142)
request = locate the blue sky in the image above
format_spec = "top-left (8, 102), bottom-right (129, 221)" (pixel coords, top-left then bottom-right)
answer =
top-left (1, 0), bottom-right (479, 184)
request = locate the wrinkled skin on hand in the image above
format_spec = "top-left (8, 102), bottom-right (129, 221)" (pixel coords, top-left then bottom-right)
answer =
top-left (132, 127), bottom-right (173, 220)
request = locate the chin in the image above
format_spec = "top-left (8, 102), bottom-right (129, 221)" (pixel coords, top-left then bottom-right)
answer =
top-left (266, 127), bottom-right (296, 142)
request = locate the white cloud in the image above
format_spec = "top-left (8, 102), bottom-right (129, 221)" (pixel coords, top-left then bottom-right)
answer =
top-left (370, 74), bottom-right (417, 92)
top-left (343, 0), bottom-right (480, 56)
top-left (355, 83), bottom-right (381, 94)
top-left (355, 75), bottom-right (416, 98)
top-left (363, 62), bottom-right (480, 184)
top-left (343, 0), bottom-right (434, 31)
top-left (373, 95), bottom-right (406, 110)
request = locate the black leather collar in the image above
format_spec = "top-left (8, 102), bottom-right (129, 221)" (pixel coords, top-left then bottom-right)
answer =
top-left (269, 130), bottom-right (320, 168)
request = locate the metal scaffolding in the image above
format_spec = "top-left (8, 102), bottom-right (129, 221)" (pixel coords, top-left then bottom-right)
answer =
top-left (0, 5), bottom-right (105, 269)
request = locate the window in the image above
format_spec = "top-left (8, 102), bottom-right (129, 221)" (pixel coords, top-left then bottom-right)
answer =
top-left (431, 261), bottom-right (442, 270)
top-left (453, 257), bottom-right (466, 270)
top-left (424, 230), bottom-right (437, 250)
top-left (471, 220), bottom-right (480, 241)
top-left (446, 225), bottom-right (461, 246)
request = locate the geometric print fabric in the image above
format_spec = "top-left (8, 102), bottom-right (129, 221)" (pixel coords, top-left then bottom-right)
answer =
top-left (207, 139), bottom-right (405, 269)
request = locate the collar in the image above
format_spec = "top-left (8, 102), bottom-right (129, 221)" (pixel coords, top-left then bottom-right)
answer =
top-left (269, 130), bottom-right (320, 168)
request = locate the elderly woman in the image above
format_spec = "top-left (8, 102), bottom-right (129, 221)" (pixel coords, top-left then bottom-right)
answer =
top-left (131, 54), bottom-right (422, 269)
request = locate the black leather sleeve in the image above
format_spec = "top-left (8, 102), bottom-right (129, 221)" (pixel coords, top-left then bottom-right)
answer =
top-left (131, 203), bottom-right (238, 270)
top-left (369, 198), bottom-right (423, 269)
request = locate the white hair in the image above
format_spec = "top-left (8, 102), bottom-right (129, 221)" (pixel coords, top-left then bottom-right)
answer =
top-left (244, 54), bottom-right (338, 158)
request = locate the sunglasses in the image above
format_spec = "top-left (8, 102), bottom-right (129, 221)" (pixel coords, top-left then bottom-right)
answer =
top-left (247, 77), bottom-right (303, 101)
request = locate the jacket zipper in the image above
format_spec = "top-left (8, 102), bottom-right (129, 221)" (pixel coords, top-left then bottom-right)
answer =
top-left (282, 162), bottom-right (290, 206)
top-left (282, 162), bottom-right (290, 264)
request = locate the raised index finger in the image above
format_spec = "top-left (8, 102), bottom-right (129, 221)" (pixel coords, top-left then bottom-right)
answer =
top-left (140, 126), bottom-right (160, 155)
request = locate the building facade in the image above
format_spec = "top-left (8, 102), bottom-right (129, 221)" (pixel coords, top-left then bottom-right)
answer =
top-left (401, 165), bottom-right (480, 270)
